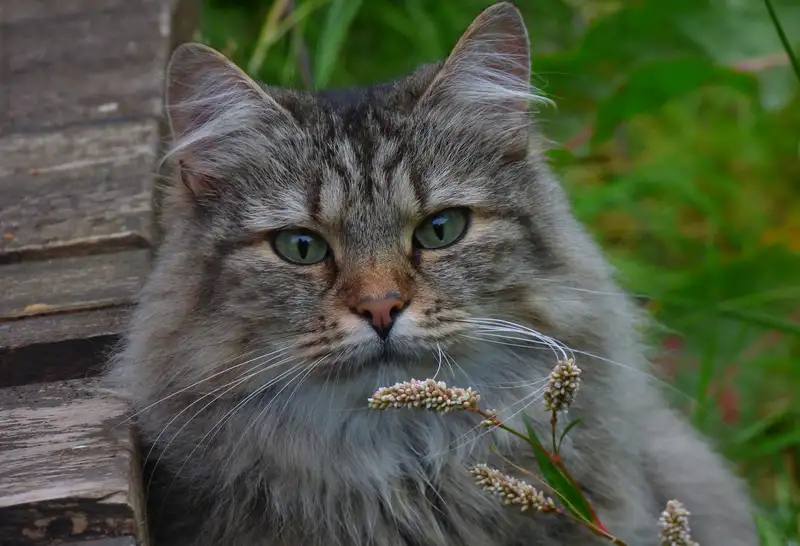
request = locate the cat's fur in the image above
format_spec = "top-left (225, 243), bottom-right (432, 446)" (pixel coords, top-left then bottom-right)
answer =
top-left (109, 3), bottom-right (757, 545)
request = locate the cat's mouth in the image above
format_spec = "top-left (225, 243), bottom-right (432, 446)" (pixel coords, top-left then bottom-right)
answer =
top-left (305, 334), bottom-right (439, 376)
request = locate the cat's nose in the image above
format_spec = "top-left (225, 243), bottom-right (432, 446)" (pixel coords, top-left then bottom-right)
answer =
top-left (353, 294), bottom-right (409, 339)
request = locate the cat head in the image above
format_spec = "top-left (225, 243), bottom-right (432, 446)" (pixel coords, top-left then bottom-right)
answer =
top-left (127, 3), bottom-right (624, 401)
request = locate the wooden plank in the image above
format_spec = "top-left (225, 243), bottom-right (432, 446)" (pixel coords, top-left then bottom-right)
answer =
top-left (0, 122), bottom-right (158, 253)
top-left (1, 0), bottom-right (135, 26)
top-left (0, 379), bottom-right (146, 546)
top-left (0, 0), bottom-right (200, 384)
top-left (0, 308), bottom-right (127, 353)
top-left (0, 250), bottom-right (147, 381)
top-left (0, 250), bottom-right (149, 319)
top-left (0, 0), bottom-right (170, 133)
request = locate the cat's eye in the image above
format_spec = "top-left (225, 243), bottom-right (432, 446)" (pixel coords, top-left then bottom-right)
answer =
top-left (272, 229), bottom-right (329, 265)
top-left (413, 208), bottom-right (469, 250)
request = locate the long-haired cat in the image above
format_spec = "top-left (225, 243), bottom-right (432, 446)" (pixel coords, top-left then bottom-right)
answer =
top-left (110, 3), bottom-right (757, 545)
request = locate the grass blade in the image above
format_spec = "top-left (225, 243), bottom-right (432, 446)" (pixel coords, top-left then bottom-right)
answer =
top-left (314, 0), bottom-right (365, 88)
top-left (557, 418), bottom-right (584, 452)
top-left (522, 415), bottom-right (597, 524)
top-left (763, 0), bottom-right (800, 82)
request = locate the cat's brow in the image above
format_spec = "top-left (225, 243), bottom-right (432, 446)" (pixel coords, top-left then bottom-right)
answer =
top-left (240, 192), bottom-right (314, 231)
top-left (425, 170), bottom-right (490, 211)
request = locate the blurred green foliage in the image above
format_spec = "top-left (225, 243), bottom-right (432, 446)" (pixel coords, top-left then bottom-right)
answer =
top-left (196, 0), bottom-right (800, 542)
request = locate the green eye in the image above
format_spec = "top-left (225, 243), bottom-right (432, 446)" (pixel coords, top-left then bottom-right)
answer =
top-left (272, 229), bottom-right (329, 265)
top-left (413, 208), bottom-right (469, 250)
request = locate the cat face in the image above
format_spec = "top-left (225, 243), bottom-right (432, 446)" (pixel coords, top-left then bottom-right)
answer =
top-left (147, 3), bottom-right (601, 395)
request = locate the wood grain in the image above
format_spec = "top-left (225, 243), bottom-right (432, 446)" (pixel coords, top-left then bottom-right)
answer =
top-left (0, 0), bottom-right (200, 383)
top-left (0, 379), bottom-right (145, 545)
top-left (0, 122), bottom-right (158, 253)
top-left (0, 0), bottom-right (170, 133)
top-left (0, 250), bottom-right (149, 319)
top-left (0, 0), bottom-right (200, 541)
top-left (0, 250), bottom-right (146, 381)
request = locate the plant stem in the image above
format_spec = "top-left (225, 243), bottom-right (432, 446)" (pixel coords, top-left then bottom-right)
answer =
top-left (550, 411), bottom-right (558, 454)
top-left (763, 0), bottom-right (800, 82)
top-left (472, 408), bottom-right (534, 445)
top-left (289, 0), bottom-right (314, 89)
top-left (568, 513), bottom-right (628, 545)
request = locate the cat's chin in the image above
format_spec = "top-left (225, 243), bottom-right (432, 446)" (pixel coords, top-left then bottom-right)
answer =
top-left (310, 336), bottom-right (445, 380)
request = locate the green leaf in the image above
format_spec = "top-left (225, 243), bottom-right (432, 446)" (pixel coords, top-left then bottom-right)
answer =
top-left (577, 0), bottom-right (709, 67)
top-left (314, 0), bottom-right (365, 88)
top-left (592, 58), bottom-right (759, 144)
top-left (522, 415), bottom-right (596, 524)
top-left (755, 513), bottom-right (789, 546)
top-left (245, 0), bottom-right (328, 80)
top-left (763, 0), bottom-right (800, 83)
top-left (557, 418), bottom-right (584, 452)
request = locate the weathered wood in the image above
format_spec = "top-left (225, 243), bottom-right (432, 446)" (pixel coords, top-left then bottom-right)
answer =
top-left (1, 0), bottom-right (138, 26)
top-left (0, 0), bottom-right (200, 542)
top-left (0, 122), bottom-right (158, 253)
top-left (0, 379), bottom-right (146, 546)
top-left (0, 250), bottom-right (149, 319)
top-left (1, 0), bottom-right (169, 133)
top-left (0, 249), bottom-right (148, 385)
top-left (63, 539), bottom-right (138, 546)
top-left (0, 0), bottom-right (199, 384)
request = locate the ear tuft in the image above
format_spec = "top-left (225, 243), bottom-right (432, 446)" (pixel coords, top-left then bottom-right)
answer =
top-left (163, 43), bottom-right (296, 197)
top-left (416, 3), bottom-right (547, 147)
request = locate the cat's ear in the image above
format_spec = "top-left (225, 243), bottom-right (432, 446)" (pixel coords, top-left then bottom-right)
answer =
top-left (165, 43), bottom-right (296, 197)
top-left (415, 3), bottom-right (541, 150)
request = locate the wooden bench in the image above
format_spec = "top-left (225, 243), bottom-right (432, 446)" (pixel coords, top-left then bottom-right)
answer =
top-left (0, 1), bottom-right (198, 543)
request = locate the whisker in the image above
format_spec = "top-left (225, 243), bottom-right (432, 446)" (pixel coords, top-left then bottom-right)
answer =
top-left (149, 355), bottom-right (301, 500)
top-left (428, 381), bottom-right (550, 461)
top-left (118, 344), bottom-right (293, 426)
top-left (441, 349), bottom-right (475, 392)
top-left (277, 354), bottom-right (330, 421)
top-left (432, 342), bottom-right (444, 380)
top-left (198, 358), bottom-right (322, 476)
top-left (221, 360), bottom-right (315, 456)
top-left (141, 349), bottom-right (295, 473)
top-left (187, 357), bottom-right (305, 459)
top-left (562, 347), bottom-right (692, 401)
top-left (461, 333), bottom-right (558, 355)
top-left (465, 323), bottom-right (691, 401)
top-left (459, 317), bottom-right (571, 361)
top-left (154, 358), bottom-right (307, 515)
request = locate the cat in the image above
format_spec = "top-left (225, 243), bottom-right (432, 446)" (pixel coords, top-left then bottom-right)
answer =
top-left (109, 3), bottom-right (758, 545)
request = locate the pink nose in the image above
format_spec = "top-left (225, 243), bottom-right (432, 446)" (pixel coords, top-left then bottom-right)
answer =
top-left (353, 295), bottom-right (409, 339)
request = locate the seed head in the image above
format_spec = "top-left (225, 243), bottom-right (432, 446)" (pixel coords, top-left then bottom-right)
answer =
top-left (658, 500), bottom-right (698, 546)
top-left (480, 408), bottom-right (500, 428)
top-left (471, 464), bottom-right (556, 513)
top-left (367, 379), bottom-right (480, 412)
top-left (543, 358), bottom-right (582, 413)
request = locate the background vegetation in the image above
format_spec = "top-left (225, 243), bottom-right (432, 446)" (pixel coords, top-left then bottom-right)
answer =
top-left (196, 0), bottom-right (800, 543)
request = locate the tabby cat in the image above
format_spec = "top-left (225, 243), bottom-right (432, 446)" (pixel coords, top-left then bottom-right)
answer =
top-left (110, 3), bottom-right (757, 545)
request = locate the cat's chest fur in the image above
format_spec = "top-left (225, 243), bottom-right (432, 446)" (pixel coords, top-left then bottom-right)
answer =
top-left (147, 386), bottom-right (606, 546)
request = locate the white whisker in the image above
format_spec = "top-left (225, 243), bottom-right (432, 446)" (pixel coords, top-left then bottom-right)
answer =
top-left (149, 354), bottom-right (302, 498)
top-left (432, 342), bottom-right (444, 380)
top-left (459, 317), bottom-right (572, 361)
top-left (121, 345), bottom-right (293, 426)
top-left (463, 318), bottom-right (690, 400)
